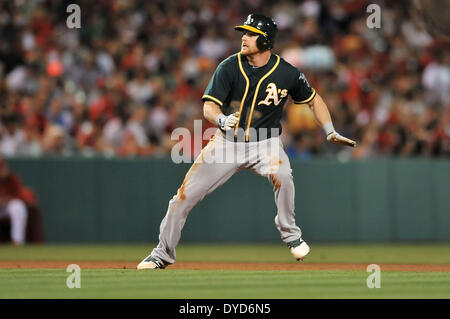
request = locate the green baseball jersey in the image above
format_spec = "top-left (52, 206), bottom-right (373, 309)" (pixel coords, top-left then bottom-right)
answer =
top-left (202, 52), bottom-right (316, 141)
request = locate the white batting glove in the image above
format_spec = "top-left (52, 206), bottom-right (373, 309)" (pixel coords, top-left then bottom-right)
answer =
top-left (323, 122), bottom-right (356, 147)
top-left (326, 132), bottom-right (357, 147)
top-left (216, 112), bottom-right (240, 131)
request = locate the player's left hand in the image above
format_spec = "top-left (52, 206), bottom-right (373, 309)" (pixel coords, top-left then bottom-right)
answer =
top-left (326, 132), bottom-right (356, 147)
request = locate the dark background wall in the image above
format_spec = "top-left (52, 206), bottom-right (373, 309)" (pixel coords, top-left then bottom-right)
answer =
top-left (7, 157), bottom-right (450, 243)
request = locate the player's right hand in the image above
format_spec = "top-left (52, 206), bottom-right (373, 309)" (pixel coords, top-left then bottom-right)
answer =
top-left (218, 112), bottom-right (240, 131)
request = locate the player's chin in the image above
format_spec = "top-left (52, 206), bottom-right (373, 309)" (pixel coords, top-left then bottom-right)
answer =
top-left (240, 47), bottom-right (252, 56)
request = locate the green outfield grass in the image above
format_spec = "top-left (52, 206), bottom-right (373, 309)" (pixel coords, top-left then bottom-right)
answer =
top-left (1, 243), bottom-right (450, 298)
top-left (1, 269), bottom-right (450, 298)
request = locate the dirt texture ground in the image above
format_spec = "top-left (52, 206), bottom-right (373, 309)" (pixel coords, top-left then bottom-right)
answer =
top-left (1, 261), bottom-right (449, 271)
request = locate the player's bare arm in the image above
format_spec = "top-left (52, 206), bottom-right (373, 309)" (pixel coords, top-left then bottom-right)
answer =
top-left (307, 94), bottom-right (357, 147)
top-left (203, 100), bottom-right (223, 124)
top-left (203, 101), bottom-right (239, 131)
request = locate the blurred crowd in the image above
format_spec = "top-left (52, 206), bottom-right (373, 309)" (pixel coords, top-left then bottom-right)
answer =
top-left (0, 0), bottom-right (448, 160)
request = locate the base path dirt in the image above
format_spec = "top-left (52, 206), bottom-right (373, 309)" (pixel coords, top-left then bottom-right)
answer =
top-left (1, 261), bottom-right (450, 272)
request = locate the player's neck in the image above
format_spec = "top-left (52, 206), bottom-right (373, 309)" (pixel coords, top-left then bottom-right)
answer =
top-left (245, 50), bottom-right (271, 68)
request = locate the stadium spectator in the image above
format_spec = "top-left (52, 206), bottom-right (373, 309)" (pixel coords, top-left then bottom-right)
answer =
top-left (0, 158), bottom-right (34, 245)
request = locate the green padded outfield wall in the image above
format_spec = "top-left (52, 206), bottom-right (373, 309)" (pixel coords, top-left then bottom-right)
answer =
top-left (6, 157), bottom-right (450, 243)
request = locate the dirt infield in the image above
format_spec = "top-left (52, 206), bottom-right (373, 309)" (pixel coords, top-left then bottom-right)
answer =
top-left (1, 261), bottom-right (450, 272)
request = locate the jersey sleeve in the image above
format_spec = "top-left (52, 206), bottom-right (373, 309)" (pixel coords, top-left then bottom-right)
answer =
top-left (202, 60), bottom-right (233, 107)
top-left (290, 69), bottom-right (316, 104)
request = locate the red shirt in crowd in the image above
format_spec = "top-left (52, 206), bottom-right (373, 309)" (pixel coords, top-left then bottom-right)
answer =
top-left (0, 174), bottom-right (36, 206)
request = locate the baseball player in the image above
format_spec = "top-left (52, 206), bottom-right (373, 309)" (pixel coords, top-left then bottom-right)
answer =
top-left (138, 14), bottom-right (356, 269)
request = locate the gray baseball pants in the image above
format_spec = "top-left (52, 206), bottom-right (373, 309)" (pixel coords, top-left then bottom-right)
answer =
top-left (150, 129), bottom-right (302, 266)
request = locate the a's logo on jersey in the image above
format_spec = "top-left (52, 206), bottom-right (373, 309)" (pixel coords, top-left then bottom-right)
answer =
top-left (258, 83), bottom-right (288, 106)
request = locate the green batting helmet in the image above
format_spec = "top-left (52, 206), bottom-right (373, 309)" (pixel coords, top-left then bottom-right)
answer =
top-left (234, 14), bottom-right (278, 51)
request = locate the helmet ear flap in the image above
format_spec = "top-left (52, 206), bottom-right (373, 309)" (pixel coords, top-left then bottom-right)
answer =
top-left (257, 34), bottom-right (271, 50)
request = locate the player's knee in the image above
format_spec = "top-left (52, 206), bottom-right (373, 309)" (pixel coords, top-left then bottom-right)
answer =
top-left (186, 187), bottom-right (209, 203)
top-left (276, 169), bottom-right (292, 181)
top-left (172, 187), bottom-right (206, 207)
